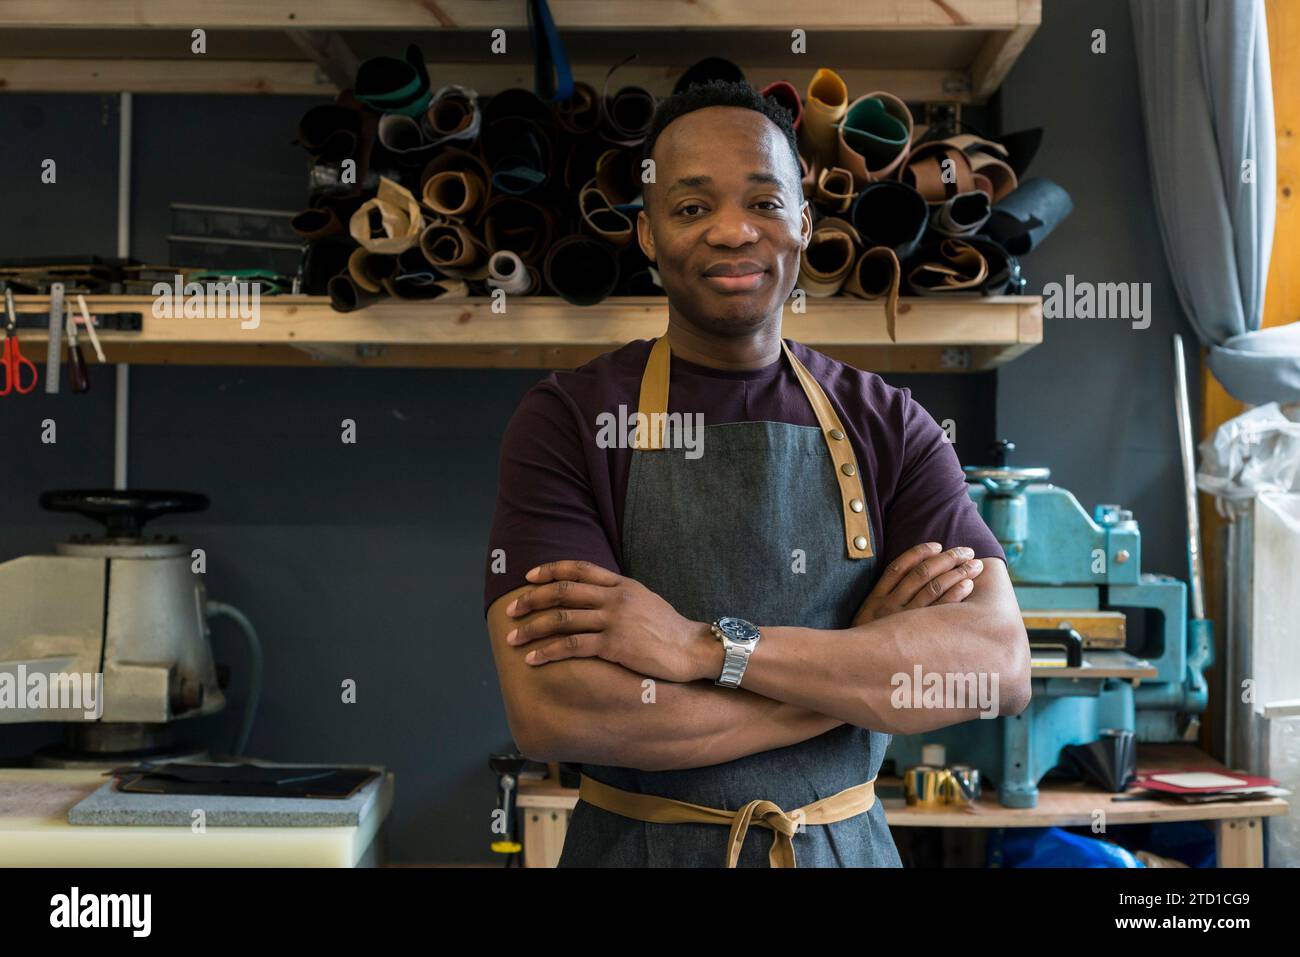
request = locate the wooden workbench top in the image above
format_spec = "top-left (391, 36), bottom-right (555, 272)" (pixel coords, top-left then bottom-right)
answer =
top-left (517, 744), bottom-right (1290, 828)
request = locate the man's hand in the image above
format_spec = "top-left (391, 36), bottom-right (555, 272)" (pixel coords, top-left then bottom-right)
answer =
top-left (852, 542), bottom-right (985, 627)
top-left (503, 560), bottom-right (715, 682)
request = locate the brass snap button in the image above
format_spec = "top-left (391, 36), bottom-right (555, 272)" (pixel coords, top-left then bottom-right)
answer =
top-left (841, 463), bottom-right (856, 477)
top-left (828, 428), bottom-right (845, 441)
top-left (853, 536), bottom-right (868, 551)
top-left (850, 498), bottom-right (864, 513)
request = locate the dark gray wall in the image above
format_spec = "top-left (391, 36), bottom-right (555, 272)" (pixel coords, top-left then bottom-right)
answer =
top-left (0, 0), bottom-right (1193, 862)
top-left (995, 0), bottom-right (1200, 582)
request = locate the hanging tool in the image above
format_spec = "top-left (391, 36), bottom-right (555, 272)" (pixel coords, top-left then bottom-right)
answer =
top-left (1172, 333), bottom-right (1215, 742)
top-left (75, 295), bottom-right (107, 363)
top-left (45, 282), bottom-right (64, 394)
top-left (65, 306), bottom-right (89, 393)
top-left (2, 287), bottom-right (39, 396)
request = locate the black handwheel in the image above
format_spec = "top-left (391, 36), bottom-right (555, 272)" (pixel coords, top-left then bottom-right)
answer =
top-left (39, 489), bottom-right (209, 538)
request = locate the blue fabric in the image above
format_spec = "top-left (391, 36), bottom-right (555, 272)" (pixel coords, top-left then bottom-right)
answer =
top-left (528, 0), bottom-right (574, 102)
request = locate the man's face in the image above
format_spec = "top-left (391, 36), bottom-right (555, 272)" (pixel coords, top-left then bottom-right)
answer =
top-left (638, 106), bottom-right (812, 336)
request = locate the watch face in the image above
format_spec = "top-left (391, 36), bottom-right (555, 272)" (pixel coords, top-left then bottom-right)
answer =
top-left (718, 617), bottom-right (760, 642)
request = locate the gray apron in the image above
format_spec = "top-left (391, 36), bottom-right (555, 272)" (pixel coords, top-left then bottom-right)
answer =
top-left (558, 337), bottom-right (901, 868)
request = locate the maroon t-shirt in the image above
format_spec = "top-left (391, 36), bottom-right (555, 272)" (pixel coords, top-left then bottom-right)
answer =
top-left (484, 338), bottom-right (1005, 615)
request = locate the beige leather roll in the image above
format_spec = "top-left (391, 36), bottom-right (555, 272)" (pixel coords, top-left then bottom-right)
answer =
top-left (800, 68), bottom-right (848, 169)
top-left (837, 91), bottom-right (913, 187)
top-left (422, 169), bottom-right (486, 219)
top-left (906, 239), bottom-right (990, 293)
top-left (579, 178), bottom-right (635, 248)
top-left (815, 166), bottom-right (855, 214)
top-left (349, 177), bottom-right (424, 254)
top-left (418, 218), bottom-right (489, 280)
top-left (800, 154), bottom-right (817, 200)
top-left (346, 246), bottom-right (393, 294)
top-left (842, 246), bottom-right (901, 341)
top-left (798, 216), bottom-right (860, 297)
top-left (929, 190), bottom-right (992, 237)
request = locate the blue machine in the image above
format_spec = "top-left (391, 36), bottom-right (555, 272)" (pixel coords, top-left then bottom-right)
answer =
top-left (885, 441), bottom-right (1215, 807)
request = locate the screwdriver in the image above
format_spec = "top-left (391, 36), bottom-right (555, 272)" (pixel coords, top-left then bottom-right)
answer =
top-left (65, 306), bottom-right (88, 393)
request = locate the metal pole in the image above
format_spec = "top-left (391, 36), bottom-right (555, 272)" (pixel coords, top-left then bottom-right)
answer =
top-left (114, 92), bottom-right (132, 490)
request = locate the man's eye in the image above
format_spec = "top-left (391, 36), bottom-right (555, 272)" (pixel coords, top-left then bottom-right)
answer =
top-left (753, 201), bottom-right (781, 210)
top-left (677, 204), bottom-right (705, 217)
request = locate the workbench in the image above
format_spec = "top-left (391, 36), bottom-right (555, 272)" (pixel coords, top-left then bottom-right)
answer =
top-left (514, 744), bottom-right (1289, 868)
top-left (0, 768), bottom-right (395, 867)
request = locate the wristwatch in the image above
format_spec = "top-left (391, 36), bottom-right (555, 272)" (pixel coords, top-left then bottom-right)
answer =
top-left (711, 616), bottom-right (761, 688)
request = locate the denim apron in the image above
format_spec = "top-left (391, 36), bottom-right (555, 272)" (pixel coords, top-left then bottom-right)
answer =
top-left (558, 336), bottom-right (901, 867)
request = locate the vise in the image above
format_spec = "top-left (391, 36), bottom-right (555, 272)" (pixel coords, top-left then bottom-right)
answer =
top-left (886, 441), bottom-right (1215, 807)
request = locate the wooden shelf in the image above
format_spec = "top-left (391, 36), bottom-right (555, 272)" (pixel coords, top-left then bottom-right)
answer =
top-left (11, 294), bottom-right (1041, 371)
top-left (0, 0), bottom-right (1040, 102)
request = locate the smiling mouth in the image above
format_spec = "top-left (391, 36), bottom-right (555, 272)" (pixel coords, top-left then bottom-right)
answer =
top-left (702, 261), bottom-right (768, 292)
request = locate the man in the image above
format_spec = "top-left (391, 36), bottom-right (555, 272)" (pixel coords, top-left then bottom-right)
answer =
top-left (484, 81), bottom-right (1030, 867)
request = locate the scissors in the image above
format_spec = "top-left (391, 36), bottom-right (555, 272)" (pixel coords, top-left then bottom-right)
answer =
top-left (2, 287), bottom-right (39, 395)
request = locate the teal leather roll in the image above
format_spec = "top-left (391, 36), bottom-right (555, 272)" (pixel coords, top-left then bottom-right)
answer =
top-left (355, 44), bottom-right (431, 117)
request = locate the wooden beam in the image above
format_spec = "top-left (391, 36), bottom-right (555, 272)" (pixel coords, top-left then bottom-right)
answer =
top-left (284, 30), bottom-right (359, 91)
top-left (0, 58), bottom-right (969, 100)
top-left (10, 294), bottom-right (1042, 370)
top-left (969, 0), bottom-right (1039, 101)
top-left (0, 57), bottom-right (331, 94)
top-left (2, 0), bottom-right (1033, 32)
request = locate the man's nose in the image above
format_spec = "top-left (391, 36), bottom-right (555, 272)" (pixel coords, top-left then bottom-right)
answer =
top-left (704, 204), bottom-right (761, 248)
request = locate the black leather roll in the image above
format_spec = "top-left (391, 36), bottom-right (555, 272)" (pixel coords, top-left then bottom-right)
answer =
top-left (480, 196), bottom-right (557, 267)
top-left (296, 103), bottom-right (362, 159)
top-left (481, 89), bottom-right (556, 195)
top-left (327, 271), bottom-right (383, 312)
top-left (555, 81), bottom-right (602, 135)
top-left (849, 180), bottom-right (928, 261)
top-left (673, 58), bottom-right (746, 95)
top-left (543, 235), bottom-right (621, 306)
top-left (615, 243), bottom-right (661, 296)
top-left (983, 177), bottom-right (1073, 256)
top-left (302, 236), bottom-right (357, 296)
top-left (999, 128), bottom-right (1043, 179)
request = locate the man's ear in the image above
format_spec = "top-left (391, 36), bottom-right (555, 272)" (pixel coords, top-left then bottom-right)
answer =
top-left (799, 199), bottom-right (813, 250)
top-left (637, 208), bottom-right (656, 263)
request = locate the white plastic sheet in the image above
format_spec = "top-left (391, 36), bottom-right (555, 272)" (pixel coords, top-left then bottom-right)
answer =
top-left (1196, 402), bottom-right (1300, 518)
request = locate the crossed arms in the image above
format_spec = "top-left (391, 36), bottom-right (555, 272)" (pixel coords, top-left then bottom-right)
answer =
top-left (486, 542), bottom-right (1031, 772)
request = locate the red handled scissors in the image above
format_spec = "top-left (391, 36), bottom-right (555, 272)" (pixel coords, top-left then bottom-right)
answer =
top-left (2, 288), bottom-right (38, 395)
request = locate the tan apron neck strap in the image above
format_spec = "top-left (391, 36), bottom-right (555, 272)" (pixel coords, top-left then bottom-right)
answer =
top-left (632, 336), bottom-right (874, 559)
top-left (633, 336), bottom-right (673, 450)
top-left (781, 341), bottom-right (874, 559)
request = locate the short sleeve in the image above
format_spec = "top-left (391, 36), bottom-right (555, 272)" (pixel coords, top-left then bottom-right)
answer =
top-left (881, 391), bottom-right (1006, 569)
top-left (483, 383), bottom-right (622, 615)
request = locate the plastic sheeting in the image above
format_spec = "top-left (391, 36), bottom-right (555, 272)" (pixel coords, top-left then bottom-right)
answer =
top-left (1196, 402), bottom-right (1300, 518)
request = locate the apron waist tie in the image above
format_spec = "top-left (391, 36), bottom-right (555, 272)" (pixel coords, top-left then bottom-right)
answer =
top-left (578, 774), bottom-right (877, 868)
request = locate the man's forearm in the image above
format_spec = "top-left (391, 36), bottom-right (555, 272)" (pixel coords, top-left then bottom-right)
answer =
top-left (738, 591), bottom-right (1030, 734)
top-left (523, 659), bottom-right (843, 771)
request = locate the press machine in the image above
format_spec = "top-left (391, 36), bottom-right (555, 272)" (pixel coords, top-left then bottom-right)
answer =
top-left (885, 441), bottom-right (1215, 807)
top-left (0, 490), bottom-right (243, 767)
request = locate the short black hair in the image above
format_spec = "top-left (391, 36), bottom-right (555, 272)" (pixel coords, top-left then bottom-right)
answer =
top-left (642, 80), bottom-right (803, 188)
